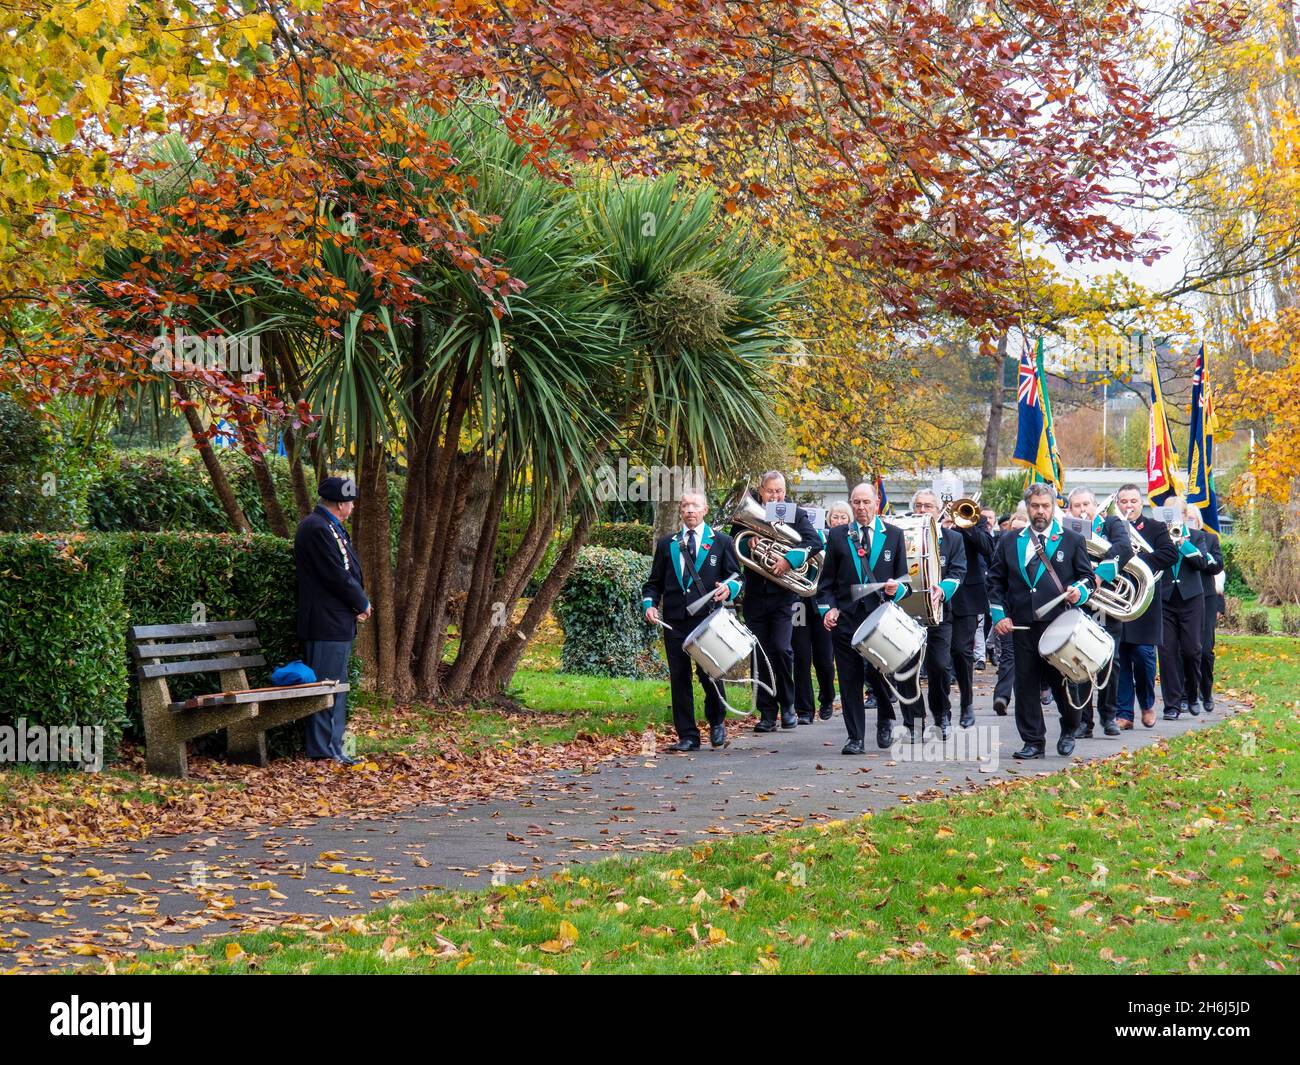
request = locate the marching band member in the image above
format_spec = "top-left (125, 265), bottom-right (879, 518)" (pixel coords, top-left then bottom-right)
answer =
top-left (818, 482), bottom-right (911, 754)
top-left (1186, 507), bottom-right (1224, 714)
top-left (642, 491), bottom-right (743, 752)
top-left (730, 471), bottom-right (823, 733)
top-left (1113, 484), bottom-right (1179, 729)
top-left (792, 502), bottom-right (849, 723)
top-left (987, 483), bottom-right (1097, 759)
top-left (899, 490), bottom-right (967, 739)
top-left (990, 510), bottom-right (1028, 717)
top-left (1065, 487), bottom-right (1132, 738)
top-left (975, 506), bottom-right (1002, 671)
top-left (948, 500), bottom-right (994, 728)
top-left (1157, 496), bottom-right (1212, 721)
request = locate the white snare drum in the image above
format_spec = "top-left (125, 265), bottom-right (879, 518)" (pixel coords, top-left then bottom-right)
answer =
top-left (1038, 608), bottom-right (1114, 683)
top-left (683, 608), bottom-right (756, 680)
top-left (851, 601), bottom-right (925, 675)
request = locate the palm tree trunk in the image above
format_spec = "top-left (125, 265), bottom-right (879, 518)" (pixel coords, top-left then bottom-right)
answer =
top-left (176, 383), bottom-right (251, 533)
top-left (981, 330), bottom-right (1008, 481)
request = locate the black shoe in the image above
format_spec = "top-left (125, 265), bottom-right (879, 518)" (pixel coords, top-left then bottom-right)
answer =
top-left (1102, 719), bottom-right (1121, 737)
top-left (754, 718), bottom-right (778, 733)
top-left (842, 740), bottom-right (865, 755)
top-left (668, 739), bottom-right (700, 752)
top-left (818, 704), bottom-right (834, 721)
top-left (1186, 701), bottom-right (1201, 716)
top-left (865, 694), bottom-right (877, 710)
top-left (1040, 689), bottom-right (1052, 706)
top-left (710, 724), bottom-right (727, 748)
top-left (780, 709), bottom-right (798, 730)
top-left (1057, 734), bottom-right (1076, 757)
top-left (1180, 700), bottom-right (1189, 714)
top-left (796, 713), bottom-right (814, 725)
top-left (876, 723), bottom-right (893, 749)
top-left (1074, 723), bottom-right (1093, 739)
top-left (974, 659), bottom-right (986, 672)
top-left (993, 697), bottom-right (1008, 716)
top-left (334, 755), bottom-right (362, 767)
top-left (959, 705), bottom-right (975, 728)
top-left (939, 712), bottom-right (952, 740)
top-left (1202, 698), bottom-right (1214, 714)
top-left (1012, 744), bottom-right (1045, 760)
top-left (1163, 708), bottom-right (1181, 721)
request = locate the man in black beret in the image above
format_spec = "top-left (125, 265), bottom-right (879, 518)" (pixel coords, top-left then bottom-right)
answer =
top-left (293, 476), bottom-right (369, 764)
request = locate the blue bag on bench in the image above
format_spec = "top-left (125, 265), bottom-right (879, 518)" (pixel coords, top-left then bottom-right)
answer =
top-left (271, 660), bottom-right (317, 685)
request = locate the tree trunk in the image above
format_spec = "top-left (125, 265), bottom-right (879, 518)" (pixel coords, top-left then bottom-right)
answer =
top-left (245, 441), bottom-right (290, 537)
top-left (981, 330), bottom-right (1008, 481)
top-left (176, 383), bottom-right (251, 533)
top-left (652, 497), bottom-right (677, 540)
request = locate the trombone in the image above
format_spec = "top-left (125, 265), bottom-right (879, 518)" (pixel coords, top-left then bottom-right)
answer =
top-left (940, 493), bottom-right (982, 529)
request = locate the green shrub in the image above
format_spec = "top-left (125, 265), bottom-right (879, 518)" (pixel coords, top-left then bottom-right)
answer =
top-left (1221, 596), bottom-right (1243, 631)
top-left (590, 521), bottom-right (653, 555)
top-left (1280, 604), bottom-right (1300, 636)
top-left (1244, 609), bottom-right (1271, 635)
top-left (0, 533), bottom-right (129, 760)
top-left (978, 473), bottom-right (1025, 520)
top-left (0, 396), bottom-right (104, 532)
top-left (1220, 537), bottom-right (1252, 599)
top-left (554, 546), bottom-right (666, 679)
top-left (120, 532), bottom-right (300, 739)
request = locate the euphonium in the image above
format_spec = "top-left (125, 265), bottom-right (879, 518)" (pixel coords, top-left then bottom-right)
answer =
top-left (1084, 528), bottom-right (1155, 622)
top-left (728, 494), bottom-right (821, 596)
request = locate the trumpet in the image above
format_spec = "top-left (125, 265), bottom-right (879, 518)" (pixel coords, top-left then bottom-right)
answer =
top-left (728, 494), bottom-right (821, 596)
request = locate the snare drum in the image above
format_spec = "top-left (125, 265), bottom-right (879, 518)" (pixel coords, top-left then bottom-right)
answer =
top-left (851, 601), bottom-right (926, 675)
top-left (1038, 608), bottom-right (1114, 683)
top-left (682, 608), bottom-right (757, 680)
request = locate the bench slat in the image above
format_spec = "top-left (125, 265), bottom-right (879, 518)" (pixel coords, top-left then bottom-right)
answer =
top-left (138, 655), bottom-right (266, 680)
top-left (170, 682), bottom-right (348, 712)
top-left (131, 637), bottom-right (263, 660)
top-left (128, 620), bottom-right (258, 640)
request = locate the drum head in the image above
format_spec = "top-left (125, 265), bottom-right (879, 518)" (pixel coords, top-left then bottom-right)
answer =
top-left (683, 609), bottom-right (724, 649)
top-left (1038, 609), bottom-right (1081, 657)
top-left (851, 602), bottom-right (892, 646)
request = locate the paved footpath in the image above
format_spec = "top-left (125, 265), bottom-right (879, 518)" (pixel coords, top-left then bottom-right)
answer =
top-left (0, 673), bottom-right (1240, 970)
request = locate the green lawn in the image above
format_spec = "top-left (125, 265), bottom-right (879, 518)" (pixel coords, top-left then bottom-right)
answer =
top-left (124, 634), bottom-right (1300, 974)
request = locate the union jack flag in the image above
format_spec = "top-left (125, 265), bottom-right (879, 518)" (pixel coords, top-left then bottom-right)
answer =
top-left (1017, 348), bottom-right (1039, 406)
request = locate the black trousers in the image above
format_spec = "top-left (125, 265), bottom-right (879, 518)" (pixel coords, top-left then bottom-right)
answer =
top-left (663, 631), bottom-right (725, 742)
top-left (994, 628), bottom-right (1015, 702)
top-left (898, 620), bottom-right (952, 724)
top-left (950, 612), bottom-right (979, 711)
top-left (1012, 623), bottom-right (1078, 746)
top-left (830, 624), bottom-right (895, 744)
top-left (792, 600), bottom-right (835, 714)
top-left (1158, 594), bottom-right (1204, 711)
top-left (1074, 618), bottom-right (1122, 729)
top-left (744, 599), bottom-right (795, 720)
top-left (1199, 597), bottom-right (1219, 704)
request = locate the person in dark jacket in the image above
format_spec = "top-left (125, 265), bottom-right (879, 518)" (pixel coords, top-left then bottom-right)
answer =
top-left (1157, 497), bottom-right (1213, 721)
top-left (1186, 507), bottom-right (1224, 714)
top-left (949, 503), bottom-right (994, 726)
top-left (294, 476), bottom-right (370, 764)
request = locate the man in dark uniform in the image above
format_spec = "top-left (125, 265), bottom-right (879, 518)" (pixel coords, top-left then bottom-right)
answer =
top-left (293, 476), bottom-right (369, 765)
top-left (1158, 497), bottom-right (1213, 721)
top-left (817, 481), bottom-right (912, 754)
top-left (642, 491), bottom-right (743, 751)
top-left (898, 490), bottom-right (967, 740)
top-left (950, 501), bottom-right (993, 727)
top-left (987, 483), bottom-right (1097, 759)
top-left (792, 504), bottom-right (847, 723)
top-left (1187, 507), bottom-right (1224, 714)
top-left (990, 510), bottom-right (1027, 716)
top-left (1114, 484), bottom-right (1179, 729)
top-left (1066, 487), bottom-right (1133, 739)
top-left (730, 471), bottom-right (823, 733)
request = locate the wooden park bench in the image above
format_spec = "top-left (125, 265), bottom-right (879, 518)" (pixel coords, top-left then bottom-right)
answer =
top-left (129, 620), bottom-right (349, 778)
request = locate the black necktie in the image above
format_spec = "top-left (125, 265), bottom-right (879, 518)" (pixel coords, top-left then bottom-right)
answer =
top-left (1029, 534), bottom-right (1046, 580)
top-left (685, 530), bottom-right (696, 582)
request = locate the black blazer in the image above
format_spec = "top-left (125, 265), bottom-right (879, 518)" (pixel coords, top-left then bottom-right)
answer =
top-left (933, 526), bottom-right (968, 624)
top-left (816, 518), bottom-right (911, 631)
top-left (641, 524), bottom-right (742, 624)
top-left (730, 496), bottom-right (823, 608)
top-left (1119, 514), bottom-right (1178, 645)
top-left (951, 519), bottom-right (993, 617)
top-left (294, 505), bottom-right (368, 642)
top-left (987, 523), bottom-right (1096, 627)
top-left (1161, 526), bottom-right (1214, 603)
top-left (1198, 530), bottom-right (1225, 613)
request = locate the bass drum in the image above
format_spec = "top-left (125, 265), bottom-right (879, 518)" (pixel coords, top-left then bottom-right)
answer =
top-left (1038, 608), bottom-right (1114, 683)
top-left (682, 608), bottom-right (757, 680)
top-left (851, 600), bottom-right (925, 675)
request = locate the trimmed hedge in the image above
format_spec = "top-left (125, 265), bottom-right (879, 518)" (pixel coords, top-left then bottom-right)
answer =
top-left (589, 521), bottom-right (653, 555)
top-left (0, 396), bottom-right (104, 533)
top-left (554, 546), bottom-right (666, 679)
top-left (0, 533), bottom-right (130, 758)
top-left (1220, 536), bottom-right (1252, 599)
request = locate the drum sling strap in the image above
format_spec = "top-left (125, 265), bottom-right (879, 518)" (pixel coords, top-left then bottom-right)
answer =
top-left (1032, 535), bottom-right (1110, 711)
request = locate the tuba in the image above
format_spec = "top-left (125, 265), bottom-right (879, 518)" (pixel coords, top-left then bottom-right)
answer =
top-left (1084, 496), bottom-right (1156, 622)
top-left (890, 512), bottom-right (944, 626)
top-left (728, 494), bottom-right (821, 596)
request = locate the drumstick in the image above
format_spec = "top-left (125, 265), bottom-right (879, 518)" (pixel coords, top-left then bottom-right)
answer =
top-left (650, 617), bottom-right (675, 632)
top-left (1033, 588), bottom-right (1072, 620)
top-left (687, 574), bottom-right (741, 616)
top-left (850, 581), bottom-right (889, 601)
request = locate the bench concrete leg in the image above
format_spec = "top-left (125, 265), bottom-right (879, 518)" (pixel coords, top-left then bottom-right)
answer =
top-left (226, 715), bottom-right (268, 767)
top-left (141, 702), bottom-right (188, 778)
